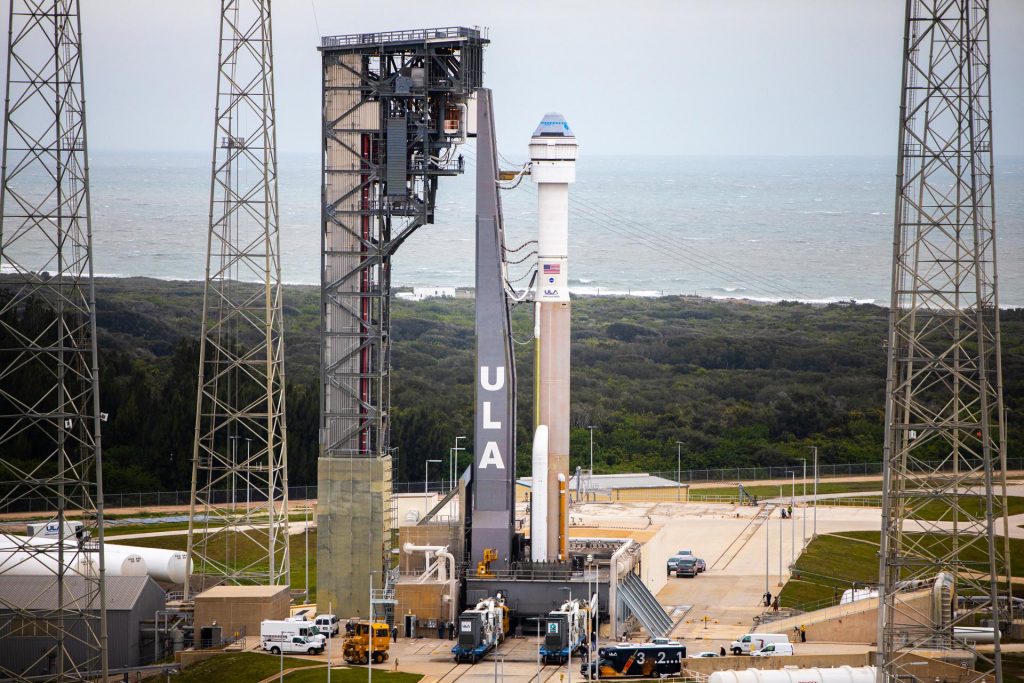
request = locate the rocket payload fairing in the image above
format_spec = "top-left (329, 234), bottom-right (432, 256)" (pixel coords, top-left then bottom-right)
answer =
top-left (529, 113), bottom-right (578, 562)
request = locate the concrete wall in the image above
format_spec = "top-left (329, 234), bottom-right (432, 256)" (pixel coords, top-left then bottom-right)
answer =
top-left (763, 590), bottom-right (932, 645)
top-left (318, 456), bottom-right (387, 617)
top-left (194, 585), bottom-right (290, 639)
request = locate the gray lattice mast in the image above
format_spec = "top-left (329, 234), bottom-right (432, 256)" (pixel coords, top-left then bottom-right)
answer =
top-left (0, 1), bottom-right (108, 680)
top-left (185, 0), bottom-right (289, 597)
top-left (877, 1), bottom-right (1008, 681)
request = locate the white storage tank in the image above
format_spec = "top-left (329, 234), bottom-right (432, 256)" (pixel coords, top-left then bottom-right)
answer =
top-left (709, 666), bottom-right (877, 683)
top-left (0, 548), bottom-right (147, 577)
top-left (104, 544), bottom-right (191, 584)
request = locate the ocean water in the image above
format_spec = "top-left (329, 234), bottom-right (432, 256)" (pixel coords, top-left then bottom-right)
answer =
top-left (17, 150), bottom-right (1024, 306)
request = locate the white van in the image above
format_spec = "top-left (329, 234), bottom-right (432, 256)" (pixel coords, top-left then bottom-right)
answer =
top-left (316, 614), bottom-right (340, 637)
top-left (730, 633), bottom-right (788, 655)
top-left (751, 642), bottom-right (794, 657)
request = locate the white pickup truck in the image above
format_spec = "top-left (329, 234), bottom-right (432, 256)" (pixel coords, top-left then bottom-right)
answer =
top-left (729, 633), bottom-right (788, 655)
top-left (261, 619), bottom-right (324, 655)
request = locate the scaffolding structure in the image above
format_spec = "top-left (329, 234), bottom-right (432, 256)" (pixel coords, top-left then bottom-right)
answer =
top-left (316, 27), bottom-right (485, 613)
top-left (0, 1), bottom-right (108, 679)
top-left (877, 1), bottom-right (1007, 681)
top-left (186, 0), bottom-right (289, 596)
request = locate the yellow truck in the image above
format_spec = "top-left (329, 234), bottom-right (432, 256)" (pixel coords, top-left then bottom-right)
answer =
top-left (343, 621), bottom-right (391, 664)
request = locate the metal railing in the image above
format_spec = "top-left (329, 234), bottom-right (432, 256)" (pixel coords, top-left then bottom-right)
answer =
top-left (321, 26), bottom-right (485, 49)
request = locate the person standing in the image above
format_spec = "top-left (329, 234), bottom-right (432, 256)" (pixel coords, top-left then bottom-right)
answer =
top-left (771, 596), bottom-right (780, 613)
top-left (799, 625), bottom-right (806, 642)
top-left (763, 591), bottom-right (771, 608)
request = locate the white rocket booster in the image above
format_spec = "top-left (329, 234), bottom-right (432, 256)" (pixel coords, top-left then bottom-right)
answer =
top-left (529, 113), bottom-right (578, 561)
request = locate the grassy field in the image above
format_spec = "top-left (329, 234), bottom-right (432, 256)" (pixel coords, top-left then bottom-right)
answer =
top-left (778, 531), bottom-right (1024, 609)
top-left (106, 512), bottom-right (315, 538)
top-left (689, 480), bottom-right (883, 500)
top-left (812, 495), bottom-right (1024, 520)
top-left (128, 529), bottom-right (318, 599)
top-left (143, 652), bottom-right (318, 683)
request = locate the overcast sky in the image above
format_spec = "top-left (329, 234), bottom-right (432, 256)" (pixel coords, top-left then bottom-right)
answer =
top-left (25, 1), bottom-right (1024, 156)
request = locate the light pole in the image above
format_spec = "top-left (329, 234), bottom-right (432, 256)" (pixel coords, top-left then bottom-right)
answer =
top-left (426, 459), bottom-right (442, 517)
top-left (228, 435), bottom-right (239, 509)
top-left (328, 600), bottom-right (334, 683)
top-left (777, 489), bottom-right (783, 587)
top-left (244, 437), bottom-right (252, 510)
top-left (797, 458), bottom-right (806, 548)
top-left (675, 442), bottom-right (683, 502)
top-left (587, 426), bottom-right (596, 500)
top-left (453, 436), bottom-right (467, 491)
top-left (764, 501), bottom-right (770, 598)
top-left (812, 446), bottom-right (818, 539)
top-left (304, 505), bottom-right (310, 603)
top-left (560, 587), bottom-right (573, 683)
top-left (786, 471), bottom-right (795, 567)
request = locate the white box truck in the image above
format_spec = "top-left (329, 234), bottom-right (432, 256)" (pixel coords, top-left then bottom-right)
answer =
top-left (283, 617), bottom-right (328, 646)
top-left (729, 633), bottom-right (788, 655)
top-left (261, 620), bottom-right (324, 655)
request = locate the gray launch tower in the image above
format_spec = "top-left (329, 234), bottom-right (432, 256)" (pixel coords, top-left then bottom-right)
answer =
top-left (317, 27), bottom-right (486, 614)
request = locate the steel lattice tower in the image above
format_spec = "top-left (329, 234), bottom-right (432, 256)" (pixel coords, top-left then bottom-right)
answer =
top-left (185, 0), bottom-right (289, 597)
top-left (877, 1), bottom-right (1008, 681)
top-left (0, 1), bottom-right (108, 680)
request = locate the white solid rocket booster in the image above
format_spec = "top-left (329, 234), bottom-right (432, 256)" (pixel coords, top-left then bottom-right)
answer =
top-left (530, 113), bottom-right (578, 561)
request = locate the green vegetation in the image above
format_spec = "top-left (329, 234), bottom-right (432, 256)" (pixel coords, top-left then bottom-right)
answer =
top-left (2, 278), bottom-right (1021, 492)
top-left (779, 531), bottom-right (1024, 609)
top-left (144, 652), bottom-right (317, 683)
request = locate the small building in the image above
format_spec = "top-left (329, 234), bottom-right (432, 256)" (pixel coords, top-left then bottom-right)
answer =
top-left (0, 575), bottom-right (165, 677)
top-left (193, 585), bottom-right (290, 641)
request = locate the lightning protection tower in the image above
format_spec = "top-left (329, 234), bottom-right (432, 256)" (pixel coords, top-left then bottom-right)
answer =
top-left (0, 1), bottom-right (109, 680)
top-left (877, 1), bottom-right (1008, 681)
top-left (186, 0), bottom-right (289, 597)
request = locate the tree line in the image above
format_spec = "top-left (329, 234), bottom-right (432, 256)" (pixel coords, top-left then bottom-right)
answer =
top-left (2, 277), bottom-right (1020, 493)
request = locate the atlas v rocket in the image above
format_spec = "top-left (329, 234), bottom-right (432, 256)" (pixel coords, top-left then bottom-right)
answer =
top-left (530, 113), bottom-right (578, 562)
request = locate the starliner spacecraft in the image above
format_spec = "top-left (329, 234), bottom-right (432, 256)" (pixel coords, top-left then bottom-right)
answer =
top-left (529, 113), bottom-right (578, 562)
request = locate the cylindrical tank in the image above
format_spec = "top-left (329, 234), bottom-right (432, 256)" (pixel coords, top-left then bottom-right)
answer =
top-left (709, 666), bottom-right (877, 683)
top-left (0, 548), bottom-right (147, 577)
top-left (105, 544), bottom-right (191, 584)
top-left (530, 425), bottom-right (549, 561)
top-left (1, 534), bottom-right (153, 579)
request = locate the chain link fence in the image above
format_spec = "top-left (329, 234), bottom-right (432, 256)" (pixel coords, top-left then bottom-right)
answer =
top-left (4, 459), bottom-right (1022, 515)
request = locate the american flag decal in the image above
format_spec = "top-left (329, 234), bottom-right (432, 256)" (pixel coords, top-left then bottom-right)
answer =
top-left (543, 263), bottom-right (561, 275)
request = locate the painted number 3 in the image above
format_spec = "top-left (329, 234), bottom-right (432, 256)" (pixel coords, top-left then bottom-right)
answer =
top-left (635, 652), bottom-right (645, 664)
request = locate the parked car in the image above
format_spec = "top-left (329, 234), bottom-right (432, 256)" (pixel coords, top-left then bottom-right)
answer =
top-left (694, 558), bottom-right (706, 573)
top-left (676, 549), bottom-right (693, 557)
top-left (750, 642), bottom-right (794, 657)
top-left (666, 555), bottom-right (685, 576)
top-left (693, 651), bottom-right (719, 658)
top-left (675, 557), bottom-right (698, 578)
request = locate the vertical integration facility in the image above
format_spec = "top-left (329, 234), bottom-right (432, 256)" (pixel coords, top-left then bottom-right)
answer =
top-left (317, 27), bottom-right (487, 615)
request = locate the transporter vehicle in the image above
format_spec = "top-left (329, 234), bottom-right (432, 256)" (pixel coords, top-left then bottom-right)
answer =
top-left (676, 557), bottom-right (698, 578)
top-left (750, 642), bottom-right (794, 657)
top-left (540, 599), bottom-right (591, 664)
top-left (343, 621), bottom-right (391, 664)
top-left (261, 621), bottom-right (323, 655)
top-left (582, 641), bottom-right (685, 678)
top-left (316, 613), bottom-right (340, 636)
top-left (730, 633), bottom-right (788, 655)
top-left (452, 594), bottom-right (510, 662)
